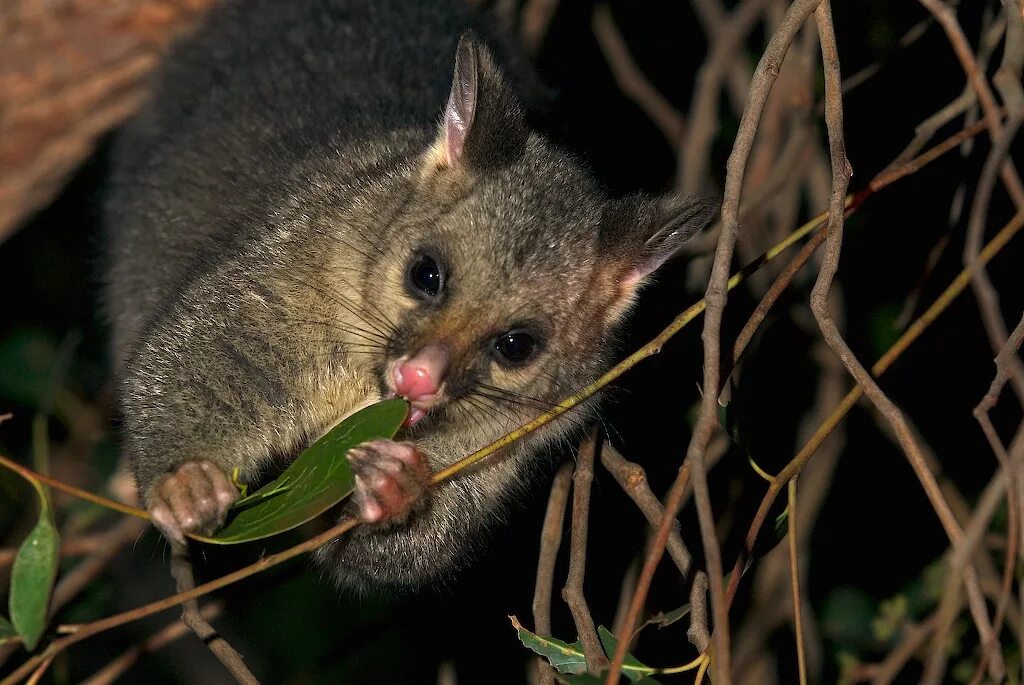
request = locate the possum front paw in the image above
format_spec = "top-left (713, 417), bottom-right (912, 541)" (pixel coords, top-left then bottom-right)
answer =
top-left (346, 440), bottom-right (431, 524)
top-left (147, 460), bottom-right (239, 544)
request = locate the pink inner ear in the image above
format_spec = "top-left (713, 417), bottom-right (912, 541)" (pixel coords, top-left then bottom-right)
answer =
top-left (442, 40), bottom-right (478, 167)
top-left (444, 107), bottom-right (468, 167)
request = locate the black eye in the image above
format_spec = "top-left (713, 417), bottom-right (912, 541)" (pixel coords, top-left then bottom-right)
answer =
top-left (494, 330), bottom-right (537, 365)
top-left (408, 255), bottom-right (442, 298)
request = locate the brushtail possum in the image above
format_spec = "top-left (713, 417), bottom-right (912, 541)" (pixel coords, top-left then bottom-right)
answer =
top-left (104, 0), bottom-right (715, 592)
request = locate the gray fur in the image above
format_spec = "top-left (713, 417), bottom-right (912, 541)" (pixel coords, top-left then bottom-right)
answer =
top-left (105, 0), bottom-right (715, 592)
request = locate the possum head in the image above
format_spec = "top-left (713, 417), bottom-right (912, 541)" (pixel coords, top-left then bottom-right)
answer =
top-left (315, 34), bottom-right (715, 591)
top-left (359, 34), bottom-right (716, 451)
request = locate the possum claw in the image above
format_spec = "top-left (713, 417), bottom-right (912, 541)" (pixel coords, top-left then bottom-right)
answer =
top-left (346, 440), bottom-right (430, 524)
top-left (148, 459), bottom-right (238, 544)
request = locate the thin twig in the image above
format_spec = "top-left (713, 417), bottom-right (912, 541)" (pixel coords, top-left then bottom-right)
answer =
top-left (863, 615), bottom-right (940, 684)
top-left (809, 3), bottom-right (1001, 679)
top-left (0, 532), bottom-right (121, 568)
top-left (919, 0), bottom-right (1024, 206)
top-left (727, 209), bottom-right (1024, 668)
top-left (532, 461), bottom-right (574, 685)
top-left (687, 572), bottom-right (711, 654)
top-left (679, 0), bottom-right (773, 189)
top-left (604, 103), bottom-right (997, 685)
top-left (786, 478), bottom-right (807, 685)
top-left (921, 427), bottom-right (1024, 683)
top-left (0, 517), bottom-right (361, 685)
top-left (591, 4), bottom-right (684, 148)
top-left (962, 0), bottom-right (1024, 406)
top-left (169, 544), bottom-right (260, 684)
top-left (599, 442), bottom-right (692, 577)
top-left (561, 430), bottom-right (608, 674)
top-left (968, 315), bottom-right (1024, 684)
top-left (673, 4), bottom-right (827, 682)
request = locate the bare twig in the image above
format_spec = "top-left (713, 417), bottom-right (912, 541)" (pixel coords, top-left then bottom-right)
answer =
top-left (919, 0), bottom-right (1024, 207)
top-left (169, 544), bottom-right (259, 684)
top-left (562, 431), bottom-right (608, 674)
top-left (922, 427), bottom-right (1024, 683)
top-left (520, 0), bottom-right (559, 54)
top-left (532, 461), bottom-right (574, 685)
top-left (861, 615), bottom-right (940, 684)
top-left (962, 0), bottom-right (1024, 406)
top-left (599, 442), bottom-right (692, 577)
top-left (671, 4), bottom-right (827, 682)
top-left (51, 518), bottom-right (147, 614)
top-left (679, 0), bottom-right (773, 189)
top-left (786, 479), bottom-right (807, 685)
top-left (809, 3), bottom-right (1001, 679)
top-left (687, 572), bottom-right (711, 654)
top-left (592, 5), bottom-right (685, 148)
top-left (733, 340), bottom-right (843, 684)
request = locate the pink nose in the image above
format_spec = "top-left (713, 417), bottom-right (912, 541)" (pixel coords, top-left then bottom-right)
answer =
top-left (393, 345), bottom-right (449, 402)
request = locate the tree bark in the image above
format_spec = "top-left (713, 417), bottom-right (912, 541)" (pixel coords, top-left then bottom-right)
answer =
top-left (0, 0), bottom-right (215, 242)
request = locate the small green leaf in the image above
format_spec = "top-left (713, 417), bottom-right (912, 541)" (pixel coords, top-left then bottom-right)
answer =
top-left (9, 481), bottom-right (59, 651)
top-left (510, 617), bottom-right (660, 683)
top-left (510, 615), bottom-right (587, 675)
top-left (596, 626), bottom-right (658, 682)
top-left (202, 398), bottom-right (408, 544)
top-left (0, 615), bottom-right (16, 644)
top-left (637, 603), bottom-right (690, 633)
top-left (774, 506), bottom-right (790, 541)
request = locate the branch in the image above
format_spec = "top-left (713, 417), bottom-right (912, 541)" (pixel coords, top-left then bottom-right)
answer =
top-left (599, 442), bottom-right (692, 577)
top-left (561, 431), bottom-right (607, 674)
top-left (169, 544), bottom-right (259, 684)
top-left (592, 4), bottom-right (685, 147)
top-left (808, 3), bottom-right (1002, 679)
top-left (532, 461), bottom-right (573, 685)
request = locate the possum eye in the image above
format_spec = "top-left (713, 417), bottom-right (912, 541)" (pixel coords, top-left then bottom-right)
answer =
top-left (407, 255), bottom-right (443, 299)
top-left (493, 330), bottom-right (538, 365)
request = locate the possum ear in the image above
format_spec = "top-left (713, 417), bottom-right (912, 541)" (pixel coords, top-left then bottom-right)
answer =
top-left (602, 193), bottom-right (719, 313)
top-left (441, 34), bottom-right (480, 167)
top-left (435, 33), bottom-right (527, 170)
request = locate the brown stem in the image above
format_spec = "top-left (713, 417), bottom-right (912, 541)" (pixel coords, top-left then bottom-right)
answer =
top-left (532, 461), bottom-right (574, 685)
top-left (561, 431), bottom-right (608, 674)
top-left (169, 544), bottom-right (260, 684)
top-left (599, 442), bottom-right (692, 577)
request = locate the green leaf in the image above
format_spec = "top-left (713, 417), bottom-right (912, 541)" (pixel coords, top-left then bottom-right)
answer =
top-left (637, 604), bottom-right (690, 633)
top-left (510, 615), bottom-right (587, 675)
top-left (510, 617), bottom-right (661, 683)
top-left (558, 673), bottom-right (663, 684)
top-left (0, 615), bottom-right (16, 644)
top-left (203, 398), bottom-right (408, 544)
top-left (596, 626), bottom-right (658, 682)
top-left (9, 481), bottom-right (60, 651)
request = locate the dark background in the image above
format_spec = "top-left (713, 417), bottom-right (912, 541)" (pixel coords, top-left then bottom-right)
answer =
top-left (2, 0), bottom-right (1021, 683)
